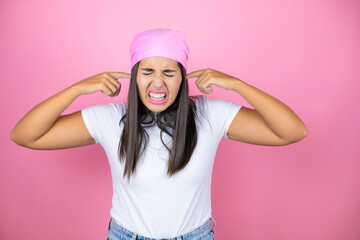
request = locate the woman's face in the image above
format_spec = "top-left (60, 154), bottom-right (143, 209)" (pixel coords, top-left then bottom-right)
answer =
top-left (136, 56), bottom-right (182, 112)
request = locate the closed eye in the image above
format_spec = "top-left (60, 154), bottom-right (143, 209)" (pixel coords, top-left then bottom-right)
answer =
top-left (143, 73), bottom-right (174, 77)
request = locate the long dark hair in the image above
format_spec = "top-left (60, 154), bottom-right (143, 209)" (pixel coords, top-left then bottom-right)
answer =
top-left (118, 61), bottom-right (199, 181)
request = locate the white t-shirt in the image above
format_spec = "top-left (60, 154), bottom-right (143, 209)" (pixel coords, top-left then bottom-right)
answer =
top-left (81, 95), bottom-right (242, 238)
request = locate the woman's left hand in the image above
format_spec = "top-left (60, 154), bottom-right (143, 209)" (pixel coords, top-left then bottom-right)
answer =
top-left (186, 68), bottom-right (240, 94)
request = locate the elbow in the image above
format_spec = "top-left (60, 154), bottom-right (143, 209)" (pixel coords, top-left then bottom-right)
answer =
top-left (10, 122), bottom-right (20, 143)
top-left (299, 124), bottom-right (308, 140)
top-left (10, 130), bottom-right (23, 147)
top-left (302, 127), bottom-right (308, 139)
top-left (288, 127), bottom-right (308, 144)
top-left (10, 129), bottom-right (17, 143)
top-left (10, 129), bottom-right (35, 149)
top-left (292, 121), bottom-right (308, 142)
top-left (295, 129), bottom-right (307, 143)
top-left (280, 127), bottom-right (308, 146)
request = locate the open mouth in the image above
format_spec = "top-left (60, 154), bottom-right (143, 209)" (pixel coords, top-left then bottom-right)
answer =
top-left (148, 90), bottom-right (167, 104)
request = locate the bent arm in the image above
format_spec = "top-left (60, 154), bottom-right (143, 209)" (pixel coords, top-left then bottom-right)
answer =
top-left (10, 72), bottom-right (127, 149)
top-left (228, 80), bottom-right (307, 145)
top-left (10, 85), bottom-right (95, 149)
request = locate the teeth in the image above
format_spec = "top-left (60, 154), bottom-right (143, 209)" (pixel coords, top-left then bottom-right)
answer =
top-left (150, 96), bottom-right (165, 101)
top-left (149, 92), bottom-right (166, 98)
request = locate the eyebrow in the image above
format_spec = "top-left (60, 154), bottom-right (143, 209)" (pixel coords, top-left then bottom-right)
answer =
top-left (140, 68), bottom-right (177, 73)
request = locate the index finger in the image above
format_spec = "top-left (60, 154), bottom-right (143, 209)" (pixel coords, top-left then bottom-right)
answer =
top-left (108, 72), bottom-right (131, 79)
top-left (186, 70), bottom-right (205, 79)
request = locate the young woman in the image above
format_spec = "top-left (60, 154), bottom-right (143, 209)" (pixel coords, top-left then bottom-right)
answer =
top-left (10, 28), bottom-right (307, 240)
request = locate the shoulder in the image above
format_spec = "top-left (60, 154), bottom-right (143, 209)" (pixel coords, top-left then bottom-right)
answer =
top-left (191, 94), bottom-right (210, 109)
top-left (192, 94), bottom-right (235, 112)
top-left (88, 101), bottom-right (125, 113)
top-left (81, 101), bottom-right (126, 125)
top-left (192, 94), bottom-right (242, 123)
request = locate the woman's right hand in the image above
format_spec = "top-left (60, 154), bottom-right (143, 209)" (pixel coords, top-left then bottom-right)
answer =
top-left (73, 72), bottom-right (131, 97)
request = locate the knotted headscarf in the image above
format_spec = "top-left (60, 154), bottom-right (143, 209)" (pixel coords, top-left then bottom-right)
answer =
top-left (130, 28), bottom-right (189, 72)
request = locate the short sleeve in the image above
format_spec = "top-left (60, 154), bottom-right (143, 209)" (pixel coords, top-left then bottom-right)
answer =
top-left (81, 102), bottom-right (126, 144)
top-left (199, 95), bottom-right (242, 139)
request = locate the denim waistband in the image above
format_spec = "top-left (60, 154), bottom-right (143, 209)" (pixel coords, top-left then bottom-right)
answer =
top-left (107, 216), bottom-right (216, 240)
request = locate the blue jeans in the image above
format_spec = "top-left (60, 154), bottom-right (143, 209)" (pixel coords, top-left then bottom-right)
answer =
top-left (106, 217), bottom-right (216, 240)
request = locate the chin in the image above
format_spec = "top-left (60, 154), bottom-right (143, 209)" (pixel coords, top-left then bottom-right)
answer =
top-left (145, 103), bottom-right (168, 113)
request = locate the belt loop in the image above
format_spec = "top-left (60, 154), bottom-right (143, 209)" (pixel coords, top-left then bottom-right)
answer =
top-left (131, 232), bottom-right (137, 240)
top-left (210, 217), bottom-right (216, 231)
top-left (108, 217), bottom-right (112, 230)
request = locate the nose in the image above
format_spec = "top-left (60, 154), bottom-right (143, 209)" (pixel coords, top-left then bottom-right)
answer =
top-left (151, 75), bottom-right (166, 89)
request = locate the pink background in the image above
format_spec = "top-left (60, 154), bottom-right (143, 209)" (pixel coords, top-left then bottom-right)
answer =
top-left (1, 0), bottom-right (359, 239)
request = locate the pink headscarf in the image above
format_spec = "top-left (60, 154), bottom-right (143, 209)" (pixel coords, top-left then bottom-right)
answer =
top-left (129, 28), bottom-right (189, 72)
